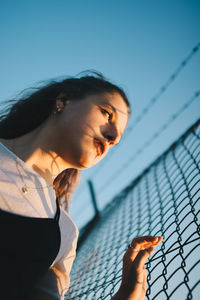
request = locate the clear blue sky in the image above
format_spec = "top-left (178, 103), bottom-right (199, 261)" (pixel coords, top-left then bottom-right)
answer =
top-left (1, 0), bottom-right (200, 228)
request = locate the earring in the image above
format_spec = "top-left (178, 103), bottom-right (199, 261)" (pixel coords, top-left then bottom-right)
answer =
top-left (54, 99), bottom-right (70, 114)
top-left (56, 105), bottom-right (63, 112)
top-left (54, 105), bottom-right (63, 114)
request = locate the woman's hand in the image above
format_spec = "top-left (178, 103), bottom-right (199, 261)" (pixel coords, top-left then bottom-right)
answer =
top-left (112, 236), bottom-right (163, 300)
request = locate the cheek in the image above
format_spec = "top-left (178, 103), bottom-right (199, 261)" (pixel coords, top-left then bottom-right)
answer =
top-left (56, 116), bottom-right (90, 155)
top-left (73, 110), bottom-right (100, 137)
top-left (55, 104), bottom-right (100, 153)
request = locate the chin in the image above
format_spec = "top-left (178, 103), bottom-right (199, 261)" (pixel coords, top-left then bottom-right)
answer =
top-left (72, 156), bottom-right (91, 169)
top-left (76, 155), bottom-right (100, 170)
top-left (69, 146), bottom-right (102, 169)
top-left (76, 160), bottom-right (95, 170)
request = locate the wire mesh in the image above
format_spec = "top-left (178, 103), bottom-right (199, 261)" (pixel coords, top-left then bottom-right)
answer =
top-left (88, 42), bottom-right (200, 178)
top-left (66, 119), bottom-right (200, 300)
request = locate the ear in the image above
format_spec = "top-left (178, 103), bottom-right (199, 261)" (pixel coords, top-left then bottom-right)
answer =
top-left (55, 98), bottom-right (65, 110)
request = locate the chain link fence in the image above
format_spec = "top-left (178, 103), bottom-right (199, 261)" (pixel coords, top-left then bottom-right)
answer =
top-left (66, 119), bottom-right (200, 300)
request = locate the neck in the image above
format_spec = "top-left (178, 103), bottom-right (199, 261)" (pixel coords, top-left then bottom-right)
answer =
top-left (0, 127), bottom-right (71, 186)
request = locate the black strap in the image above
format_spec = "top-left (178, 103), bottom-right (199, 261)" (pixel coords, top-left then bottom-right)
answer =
top-left (54, 198), bottom-right (60, 222)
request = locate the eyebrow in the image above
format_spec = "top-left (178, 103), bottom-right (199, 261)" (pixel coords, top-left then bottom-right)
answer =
top-left (101, 102), bottom-right (129, 117)
top-left (101, 102), bottom-right (116, 112)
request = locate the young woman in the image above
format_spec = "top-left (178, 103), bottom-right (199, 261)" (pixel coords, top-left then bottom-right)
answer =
top-left (0, 73), bottom-right (162, 300)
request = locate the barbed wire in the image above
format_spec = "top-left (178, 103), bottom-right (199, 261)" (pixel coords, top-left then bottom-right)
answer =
top-left (97, 89), bottom-right (200, 194)
top-left (73, 42), bottom-right (200, 208)
top-left (86, 42), bottom-right (200, 180)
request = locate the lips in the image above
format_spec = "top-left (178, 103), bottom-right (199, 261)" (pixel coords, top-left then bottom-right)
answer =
top-left (94, 138), bottom-right (106, 156)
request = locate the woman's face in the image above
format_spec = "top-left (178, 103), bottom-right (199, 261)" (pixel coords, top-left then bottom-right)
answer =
top-left (52, 92), bottom-right (129, 169)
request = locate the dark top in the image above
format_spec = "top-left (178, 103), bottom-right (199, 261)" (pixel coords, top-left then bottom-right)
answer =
top-left (0, 198), bottom-right (61, 300)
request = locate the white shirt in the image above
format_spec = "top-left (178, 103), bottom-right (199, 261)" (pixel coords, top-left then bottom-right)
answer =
top-left (0, 142), bottom-right (79, 299)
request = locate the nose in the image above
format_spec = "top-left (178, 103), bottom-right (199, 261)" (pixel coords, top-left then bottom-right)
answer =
top-left (103, 124), bottom-right (120, 145)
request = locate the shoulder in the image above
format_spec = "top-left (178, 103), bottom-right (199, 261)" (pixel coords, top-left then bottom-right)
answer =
top-left (0, 142), bottom-right (57, 218)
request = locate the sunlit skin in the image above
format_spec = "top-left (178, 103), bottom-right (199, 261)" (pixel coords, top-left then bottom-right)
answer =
top-left (51, 92), bottom-right (129, 170)
top-left (0, 92), bottom-right (129, 186)
top-left (0, 92), bottom-right (163, 300)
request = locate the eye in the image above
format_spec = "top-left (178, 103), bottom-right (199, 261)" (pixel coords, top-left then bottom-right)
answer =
top-left (101, 108), bottom-right (113, 121)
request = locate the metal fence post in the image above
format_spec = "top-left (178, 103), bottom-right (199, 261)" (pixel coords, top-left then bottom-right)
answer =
top-left (87, 179), bottom-right (99, 218)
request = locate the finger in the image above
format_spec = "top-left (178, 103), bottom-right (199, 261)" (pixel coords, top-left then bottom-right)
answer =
top-left (126, 236), bottom-right (162, 262)
top-left (129, 236), bottom-right (163, 250)
top-left (131, 236), bottom-right (163, 246)
top-left (126, 246), bottom-right (150, 264)
top-left (132, 249), bottom-right (152, 293)
top-left (134, 247), bottom-right (154, 271)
